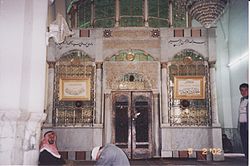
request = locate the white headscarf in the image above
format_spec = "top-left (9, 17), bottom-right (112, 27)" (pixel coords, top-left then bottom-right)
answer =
top-left (91, 146), bottom-right (101, 160)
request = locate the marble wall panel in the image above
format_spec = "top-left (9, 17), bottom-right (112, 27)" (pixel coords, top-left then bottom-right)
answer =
top-left (162, 127), bottom-right (213, 151)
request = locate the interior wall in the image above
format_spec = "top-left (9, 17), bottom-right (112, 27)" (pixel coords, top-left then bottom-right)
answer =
top-left (216, 0), bottom-right (248, 152)
top-left (227, 0), bottom-right (248, 128)
top-left (216, 2), bottom-right (231, 128)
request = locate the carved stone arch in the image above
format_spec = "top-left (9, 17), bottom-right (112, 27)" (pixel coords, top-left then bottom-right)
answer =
top-left (52, 49), bottom-right (96, 127)
top-left (167, 49), bottom-right (211, 127)
top-left (105, 49), bottom-right (156, 61)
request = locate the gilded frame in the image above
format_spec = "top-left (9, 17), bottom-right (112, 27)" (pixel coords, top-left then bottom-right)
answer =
top-left (174, 76), bottom-right (205, 99)
top-left (59, 78), bottom-right (91, 101)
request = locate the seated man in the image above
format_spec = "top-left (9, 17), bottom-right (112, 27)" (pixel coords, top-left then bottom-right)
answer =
top-left (39, 131), bottom-right (65, 165)
top-left (92, 144), bottom-right (130, 166)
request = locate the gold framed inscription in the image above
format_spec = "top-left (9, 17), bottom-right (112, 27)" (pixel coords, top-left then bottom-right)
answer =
top-left (59, 78), bottom-right (91, 101)
top-left (174, 76), bottom-right (205, 99)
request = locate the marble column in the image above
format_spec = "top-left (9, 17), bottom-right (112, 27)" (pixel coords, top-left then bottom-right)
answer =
top-left (115, 0), bottom-right (120, 27)
top-left (144, 0), bottom-right (149, 27)
top-left (153, 93), bottom-right (160, 157)
top-left (0, 111), bottom-right (46, 165)
top-left (45, 61), bottom-right (56, 126)
top-left (186, 11), bottom-right (189, 28)
top-left (161, 63), bottom-right (169, 125)
top-left (91, 0), bottom-right (94, 27)
top-left (23, 112), bottom-right (47, 164)
top-left (104, 93), bottom-right (112, 144)
top-left (169, 0), bottom-right (173, 27)
top-left (209, 61), bottom-right (220, 126)
top-left (95, 62), bottom-right (103, 124)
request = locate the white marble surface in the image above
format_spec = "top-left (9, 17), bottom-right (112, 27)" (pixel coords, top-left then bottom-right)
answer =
top-left (161, 127), bottom-right (224, 160)
top-left (0, 110), bottom-right (46, 165)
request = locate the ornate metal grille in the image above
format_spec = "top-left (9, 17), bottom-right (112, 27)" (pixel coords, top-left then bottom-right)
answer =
top-left (53, 50), bottom-right (95, 127)
top-left (168, 49), bottom-right (212, 126)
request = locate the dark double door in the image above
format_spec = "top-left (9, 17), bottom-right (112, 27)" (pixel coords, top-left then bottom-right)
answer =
top-left (112, 91), bottom-right (152, 159)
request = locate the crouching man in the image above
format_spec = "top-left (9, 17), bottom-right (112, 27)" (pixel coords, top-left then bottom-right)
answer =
top-left (92, 144), bottom-right (130, 166)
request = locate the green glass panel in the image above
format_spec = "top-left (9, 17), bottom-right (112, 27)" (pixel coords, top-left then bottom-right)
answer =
top-left (172, 0), bottom-right (186, 27)
top-left (120, 0), bottom-right (143, 16)
top-left (159, 0), bottom-right (168, 18)
top-left (148, 0), bottom-right (158, 17)
top-left (109, 50), bottom-right (154, 61)
top-left (95, 18), bottom-right (115, 28)
top-left (120, 0), bottom-right (130, 15)
top-left (148, 0), bottom-right (169, 27)
top-left (95, 0), bottom-right (115, 19)
top-left (115, 54), bottom-right (125, 61)
top-left (148, 18), bottom-right (168, 27)
top-left (173, 50), bottom-right (204, 61)
top-left (120, 17), bottom-right (144, 27)
top-left (78, 1), bottom-right (91, 28)
top-left (132, 0), bottom-right (143, 16)
top-left (120, 0), bottom-right (143, 27)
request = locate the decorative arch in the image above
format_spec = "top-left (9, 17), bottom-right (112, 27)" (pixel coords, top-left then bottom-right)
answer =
top-left (172, 49), bottom-right (206, 62)
top-left (167, 49), bottom-right (211, 127)
top-left (53, 49), bottom-right (95, 127)
top-left (58, 49), bottom-right (94, 64)
top-left (106, 49), bottom-right (155, 61)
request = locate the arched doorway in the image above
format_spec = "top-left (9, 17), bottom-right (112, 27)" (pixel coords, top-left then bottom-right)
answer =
top-left (112, 91), bottom-right (153, 159)
top-left (103, 49), bottom-right (161, 159)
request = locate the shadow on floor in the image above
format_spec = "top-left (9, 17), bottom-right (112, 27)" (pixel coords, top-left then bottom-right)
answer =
top-left (68, 156), bottom-right (248, 166)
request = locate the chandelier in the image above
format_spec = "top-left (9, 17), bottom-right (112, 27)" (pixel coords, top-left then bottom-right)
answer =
top-left (186, 0), bottom-right (228, 28)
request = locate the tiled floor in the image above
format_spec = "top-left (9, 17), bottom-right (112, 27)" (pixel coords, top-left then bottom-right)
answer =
top-left (69, 156), bottom-right (248, 166)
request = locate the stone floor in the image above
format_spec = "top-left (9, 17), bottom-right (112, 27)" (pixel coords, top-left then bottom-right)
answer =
top-left (68, 156), bottom-right (248, 166)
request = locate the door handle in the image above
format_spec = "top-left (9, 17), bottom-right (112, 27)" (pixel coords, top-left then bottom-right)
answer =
top-left (132, 112), bottom-right (141, 120)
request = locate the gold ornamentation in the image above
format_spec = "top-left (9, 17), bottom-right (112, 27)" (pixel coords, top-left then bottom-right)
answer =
top-left (126, 52), bottom-right (135, 61)
top-left (183, 56), bottom-right (193, 64)
top-left (47, 61), bottom-right (55, 68)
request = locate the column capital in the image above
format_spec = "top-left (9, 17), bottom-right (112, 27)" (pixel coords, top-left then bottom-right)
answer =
top-left (153, 93), bottom-right (159, 98)
top-left (208, 61), bottom-right (216, 68)
top-left (161, 62), bottom-right (168, 69)
top-left (47, 61), bottom-right (56, 68)
top-left (96, 62), bottom-right (103, 69)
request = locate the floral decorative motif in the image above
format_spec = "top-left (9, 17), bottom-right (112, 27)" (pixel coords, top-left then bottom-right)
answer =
top-left (103, 29), bottom-right (112, 38)
top-left (151, 29), bottom-right (160, 38)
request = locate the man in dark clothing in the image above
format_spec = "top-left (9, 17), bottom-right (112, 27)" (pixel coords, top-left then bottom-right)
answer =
top-left (222, 134), bottom-right (233, 153)
top-left (39, 131), bottom-right (65, 165)
top-left (92, 144), bottom-right (130, 166)
top-left (238, 83), bottom-right (248, 159)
